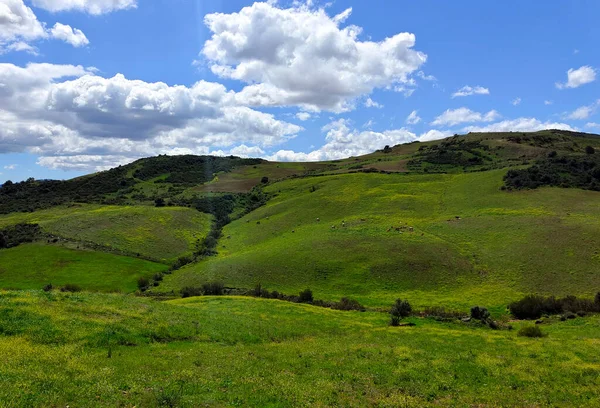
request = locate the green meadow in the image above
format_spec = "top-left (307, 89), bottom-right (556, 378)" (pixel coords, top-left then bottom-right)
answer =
top-left (0, 244), bottom-right (167, 292)
top-left (1, 291), bottom-right (599, 407)
top-left (2, 131), bottom-right (600, 406)
top-left (160, 169), bottom-right (600, 310)
top-left (0, 205), bottom-right (212, 263)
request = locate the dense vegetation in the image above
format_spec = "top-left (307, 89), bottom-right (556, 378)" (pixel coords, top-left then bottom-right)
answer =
top-left (0, 155), bottom-right (265, 214)
top-left (0, 223), bottom-right (42, 249)
top-left (504, 153), bottom-right (600, 191)
top-left (132, 155), bottom-right (264, 185)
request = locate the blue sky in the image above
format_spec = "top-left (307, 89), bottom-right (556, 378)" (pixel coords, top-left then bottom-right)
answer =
top-left (1, 0), bottom-right (599, 183)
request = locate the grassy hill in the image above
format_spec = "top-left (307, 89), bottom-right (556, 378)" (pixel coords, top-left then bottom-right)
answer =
top-left (0, 205), bottom-right (212, 263)
top-left (2, 130), bottom-right (600, 406)
top-left (158, 169), bottom-right (600, 309)
top-left (2, 291), bottom-right (600, 407)
top-left (0, 244), bottom-right (167, 292)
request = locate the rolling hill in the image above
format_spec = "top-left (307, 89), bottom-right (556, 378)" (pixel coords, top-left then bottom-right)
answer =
top-left (2, 129), bottom-right (600, 407)
top-left (1, 129), bottom-right (600, 303)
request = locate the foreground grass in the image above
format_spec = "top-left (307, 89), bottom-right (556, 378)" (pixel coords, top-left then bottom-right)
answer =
top-left (1, 291), bottom-right (599, 407)
top-left (161, 170), bottom-right (600, 310)
top-left (0, 204), bottom-right (212, 263)
top-left (0, 244), bottom-right (167, 292)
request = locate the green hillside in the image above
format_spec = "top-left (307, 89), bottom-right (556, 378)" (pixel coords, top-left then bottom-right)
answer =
top-left (2, 130), bottom-right (600, 406)
top-left (159, 168), bottom-right (600, 309)
top-left (0, 244), bottom-right (167, 292)
top-left (0, 205), bottom-right (212, 263)
top-left (2, 291), bottom-right (599, 407)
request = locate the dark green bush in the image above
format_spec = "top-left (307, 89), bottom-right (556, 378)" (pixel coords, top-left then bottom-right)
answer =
top-left (470, 306), bottom-right (490, 321)
top-left (390, 299), bottom-right (412, 326)
top-left (298, 288), bottom-right (314, 303)
top-left (332, 297), bottom-right (365, 311)
top-left (60, 284), bottom-right (82, 293)
top-left (202, 282), bottom-right (224, 296)
top-left (508, 294), bottom-right (599, 319)
top-left (42, 283), bottom-right (53, 292)
top-left (137, 277), bottom-right (150, 291)
top-left (180, 287), bottom-right (202, 298)
top-left (517, 326), bottom-right (546, 338)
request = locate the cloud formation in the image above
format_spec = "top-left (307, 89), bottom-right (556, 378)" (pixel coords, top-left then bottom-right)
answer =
top-left (556, 66), bottom-right (597, 89)
top-left (31, 0), bottom-right (137, 15)
top-left (0, 0), bottom-right (88, 53)
top-left (431, 108), bottom-right (500, 126)
top-left (202, 2), bottom-right (426, 112)
top-left (565, 100), bottom-right (600, 120)
top-left (451, 85), bottom-right (489, 98)
top-left (0, 63), bottom-right (301, 171)
top-left (406, 110), bottom-right (421, 125)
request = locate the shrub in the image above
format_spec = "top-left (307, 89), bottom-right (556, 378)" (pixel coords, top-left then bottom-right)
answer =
top-left (42, 283), bottom-right (53, 292)
top-left (390, 299), bottom-right (412, 323)
top-left (180, 287), bottom-right (202, 298)
top-left (390, 315), bottom-right (401, 327)
top-left (332, 297), bottom-right (365, 312)
top-left (154, 198), bottom-right (166, 207)
top-left (470, 306), bottom-right (490, 321)
top-left (202, 281), bottom-right (224, 296)
top-left (517, 326), bottom-right (546, 338)
top-left (137, 277), bottom-right (150, 291)
top-left (586, 146), bottom-right (595, 155)
top-left (60, 284), bottom-right (82, 293)
top-left (252, 283), bottom-right (270, 298)
top-left (0, 233), bottom-right (6, 249)
top-left (261, 176), bottom-right (269, 184)
top-left (383, 145), bottom-right (392, 153)
top-left (298, 288), bottom-right (313, 303)
top-left (508, 294), bottom-right (599, 319)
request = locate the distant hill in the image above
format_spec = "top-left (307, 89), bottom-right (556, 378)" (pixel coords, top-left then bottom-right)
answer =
top-left (1, 129), bottom-right (600, 304)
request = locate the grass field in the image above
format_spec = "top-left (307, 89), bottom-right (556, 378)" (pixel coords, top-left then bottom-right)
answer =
top-left (1, 291), bottom-right (599, 407)
top-left (0, 244), bottom-right (167, 292)
top-left (0, 205), bottom-right (212, 263)
top-left (159, 170), bottom-right (600, 310)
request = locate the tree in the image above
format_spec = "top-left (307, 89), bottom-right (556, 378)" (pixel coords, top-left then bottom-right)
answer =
top-left (261, 176), bottom-right (269, 184)
top-left (298, 288), bottom-right (313, 303)
top-left (586, 146), bottom-right (596, 155)
top-left (154, 198), bottom-right (166, 207)
top-left (383, 145), bottom-right (392, 153)
top-left (137, 276), bottom-right (150, 291)
top-left (390, 299), bottom-right (412, 326)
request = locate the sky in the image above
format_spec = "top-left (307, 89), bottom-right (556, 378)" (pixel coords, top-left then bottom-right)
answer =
top-left (0, 0), bottom-right (599, 183)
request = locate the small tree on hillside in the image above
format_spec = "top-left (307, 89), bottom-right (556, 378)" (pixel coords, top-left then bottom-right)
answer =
top-left (383, 145), bottom-right (393, 153)
top-left (137, 277), bottom-right (150, 291)
top-left (261, 176), bottom-right (269, 184)
top-left (154, 198), bottom-right (166, 207)
top-left (586, 146), bottom-right (596, 155)
top-left (298, 288), bottom-right (313, 303)
top-left (390, 299), bottom-right (412, 326)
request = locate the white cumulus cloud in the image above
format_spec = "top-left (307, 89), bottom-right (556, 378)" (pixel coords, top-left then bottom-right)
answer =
top-left (0, 63), bottom-right (302, 171)
top-left (31, 0), bottom-right (137, 15)
top-left (0, 0), bottom-right (89, 53)
top-left (565, 100), bottom-right (600, 120)
top-left (202, 2), bottom-right (426, 112)
top-left (512, 97), bottom-right (521, 106)
top-left (462, 118), bottom-right (576, 133)
top-left (431, 108), bottom-right (500, 127)
top-left (556, 66), bottom-right (597, 89)
top-left (406, 110), bottom-right (421, 125)
top-left (50, 23), bottom-right (89, 47)
top-left (451, 85), bottom-right (489, 98)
